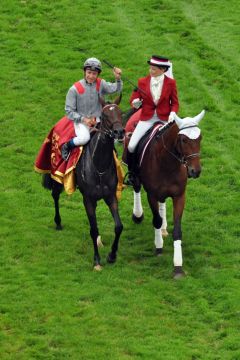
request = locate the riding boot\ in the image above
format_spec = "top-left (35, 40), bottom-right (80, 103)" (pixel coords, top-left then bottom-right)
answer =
top-left (124, 150), bottom-right (138, 186)
top-left (61, 139), bottom-right (75, 161)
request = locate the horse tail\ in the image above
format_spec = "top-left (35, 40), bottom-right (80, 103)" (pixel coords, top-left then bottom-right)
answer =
top-left (42, 174), bottom-right (63, 193)
top-left (42, 173), bottom-right (53, 190)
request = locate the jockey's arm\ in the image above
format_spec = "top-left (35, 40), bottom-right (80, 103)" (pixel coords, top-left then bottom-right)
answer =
top-left (65, 87), bottom-right (83, 123)
top-left (101, 78), bottom-right (123, 95)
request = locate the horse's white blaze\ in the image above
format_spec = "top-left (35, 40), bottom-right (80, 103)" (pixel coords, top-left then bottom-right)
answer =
top-left (173, 240), bottom-right (183, 266)
top-left (154, 228), bottom-right (164, 249)
top-left (133, 191), bottom-right (143, 218)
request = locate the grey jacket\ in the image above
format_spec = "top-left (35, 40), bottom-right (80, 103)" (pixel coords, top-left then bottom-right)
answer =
top-left (65, 78), bottom-right (123, 123)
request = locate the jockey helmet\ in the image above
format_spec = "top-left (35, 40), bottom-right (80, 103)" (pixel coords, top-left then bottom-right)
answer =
top-left (83, 58), bottom-right (102, 73)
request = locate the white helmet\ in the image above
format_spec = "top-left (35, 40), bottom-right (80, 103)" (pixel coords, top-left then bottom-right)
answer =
top-left (83, 57), bottom-right (102, 73)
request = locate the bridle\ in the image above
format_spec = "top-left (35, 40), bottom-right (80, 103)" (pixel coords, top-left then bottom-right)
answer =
top-left (93, 104), bottom-right (123, 139)
top-left (161, 124), bottom-right (201, 167)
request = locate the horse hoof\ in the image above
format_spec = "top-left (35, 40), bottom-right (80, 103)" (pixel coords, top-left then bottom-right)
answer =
top-left (155, 248), bottom-right (163, 256)
top-left (93, 264), bottom-right (103, 271)
top-left (173, 266), bottom-right (185, 279)
top-left (107, 253), bottom-right (117, 264)
top-left (161, 229), bottom-right (168, 237)
top-left (56, 224), bottom-right (62, 231)
top-left (132, 213), bottom-right (144, 224)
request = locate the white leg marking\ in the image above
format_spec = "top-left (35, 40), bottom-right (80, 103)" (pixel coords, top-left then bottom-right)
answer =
top-left (133, 191), bottom-right (143, 218)
top-left (173, 240), bottom-right (183, 266)
top-left (159, 202), bottom-right (167, 231)
top-left (154, 228), bottom-right (164, 249)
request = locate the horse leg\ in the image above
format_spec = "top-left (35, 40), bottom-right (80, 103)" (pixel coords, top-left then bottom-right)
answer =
top-left (82, 197), bottom-right (101, 270)
top-left (172, 194), bottom-right (186, 279)
top-left (132, 184), bottom-right (144, 223)
top-left (147, 193), bottom-right (164, 256)
top-left (159, 202), bottom-right (168, 237)
top-left (51, 181), bottom-right (63, 230)
top-left (104, 196), bottom-right (123, 264)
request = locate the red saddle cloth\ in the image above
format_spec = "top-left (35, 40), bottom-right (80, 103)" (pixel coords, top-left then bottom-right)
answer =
top-left (34, 116), bottom-right (82, 194)
top-left (35, 116), bottom-right (125, 199)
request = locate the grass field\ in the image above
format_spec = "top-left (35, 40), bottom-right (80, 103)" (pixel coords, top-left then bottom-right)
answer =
top-left (0, 1), bottom-right (239, 359)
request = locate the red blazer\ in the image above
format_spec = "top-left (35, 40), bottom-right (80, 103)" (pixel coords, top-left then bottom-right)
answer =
top-left (130, 75), bottom-right (179, 121)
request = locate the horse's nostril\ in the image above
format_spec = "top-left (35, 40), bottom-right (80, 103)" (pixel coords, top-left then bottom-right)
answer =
top-left (188, 168), bottom-right (201, 178)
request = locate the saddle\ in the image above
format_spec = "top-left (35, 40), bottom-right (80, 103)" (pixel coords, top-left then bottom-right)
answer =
top-left (135, 121), bottom-right (165, 168)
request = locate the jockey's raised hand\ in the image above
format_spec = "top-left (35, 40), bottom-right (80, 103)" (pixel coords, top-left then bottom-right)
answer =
top-left (113, 67), bottom-right (122, 80)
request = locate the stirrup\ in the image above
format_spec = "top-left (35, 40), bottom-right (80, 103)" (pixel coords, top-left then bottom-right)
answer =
top-left (123, 171), bottom-right (136, 187)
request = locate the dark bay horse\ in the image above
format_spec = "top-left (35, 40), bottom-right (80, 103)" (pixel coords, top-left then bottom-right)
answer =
top-left (43, 97), bottom-right (125, 270)
top-left (129, 110), bottom-right (205, 278)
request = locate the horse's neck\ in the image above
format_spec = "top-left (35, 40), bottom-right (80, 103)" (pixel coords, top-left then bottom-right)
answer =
top-left (152, 124), bottom-right (180, 169)
top-left (89, 131), bottom-right (114, 173)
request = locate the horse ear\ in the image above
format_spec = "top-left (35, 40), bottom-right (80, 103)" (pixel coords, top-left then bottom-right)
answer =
top-left (99, 96), bottom-right (106, 108)
top-left (174, 113), bottom-right (183, 128)
top-left (174, 113), bottom-right (182, 122)
top-left (194, 110), bottom-right (205, 125)
top-left (114, 92), bottom-right (122, 105)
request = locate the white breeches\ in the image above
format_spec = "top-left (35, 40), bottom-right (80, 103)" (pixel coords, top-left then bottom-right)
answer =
top-left (173, 240), bottom-right (183, 266)
top-left (128, 116), bottom-right (160, 153)
top-left (73, 123), bottom-right (91, 146)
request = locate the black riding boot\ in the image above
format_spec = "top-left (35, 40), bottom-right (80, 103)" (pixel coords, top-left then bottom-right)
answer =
top-left (61, 139), bottom-right (75, 161)
top-left (125, 150), bottom-right (138, 186)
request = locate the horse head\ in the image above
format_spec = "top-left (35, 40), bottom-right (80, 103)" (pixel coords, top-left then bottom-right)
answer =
top-left (99, 95), bottom-right (125, 141)
top-left (174, 110), bottom-right (205, 178)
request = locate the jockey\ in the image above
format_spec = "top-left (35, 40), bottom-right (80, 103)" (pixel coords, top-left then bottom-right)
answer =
top-left (61, 57), bottom-right (123, 161)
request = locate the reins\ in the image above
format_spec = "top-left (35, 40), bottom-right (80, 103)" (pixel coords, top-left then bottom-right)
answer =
top-left (89, 104), bottom-right (122, 180)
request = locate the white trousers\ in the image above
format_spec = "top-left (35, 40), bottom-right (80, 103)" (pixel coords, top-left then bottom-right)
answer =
top-left (128, 116), bottom-right (161, 153)
top-left (73, 123), bottom-right (91, 146)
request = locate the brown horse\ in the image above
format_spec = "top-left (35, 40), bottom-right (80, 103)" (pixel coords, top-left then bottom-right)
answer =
top-left (129, 110), bottom-right (205, 278)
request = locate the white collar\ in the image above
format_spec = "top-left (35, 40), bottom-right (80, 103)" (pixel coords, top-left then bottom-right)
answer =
top-left (151, 74), bottom-right (164, 85)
